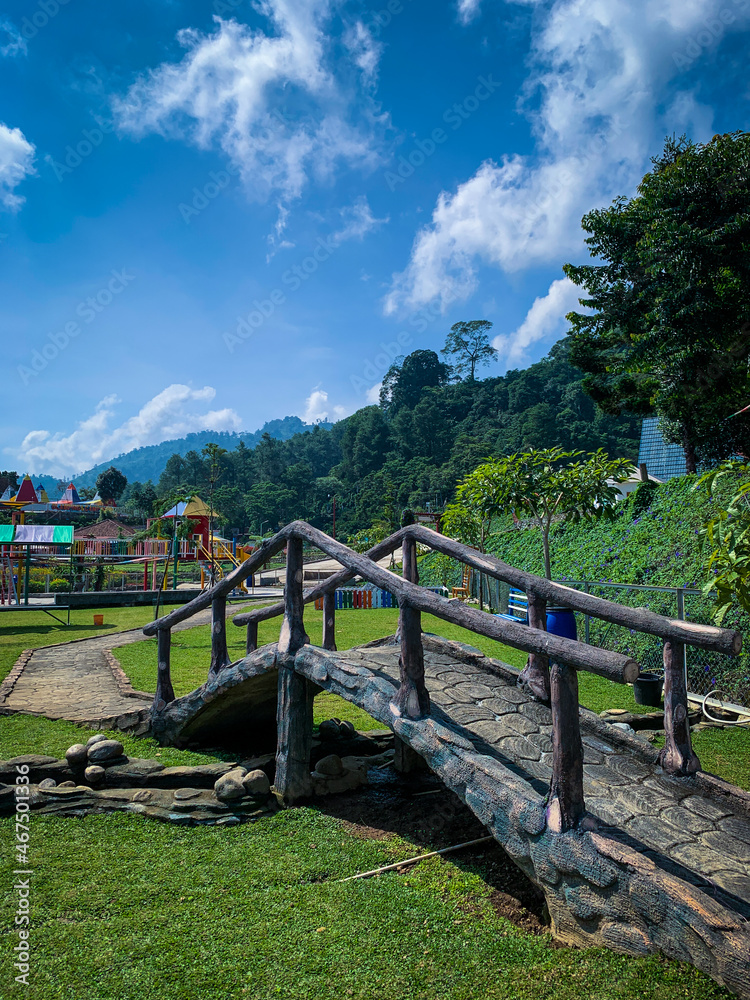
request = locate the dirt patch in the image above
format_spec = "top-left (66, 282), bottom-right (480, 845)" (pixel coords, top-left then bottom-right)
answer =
top-left (315, 765), bottom-right (551, 937)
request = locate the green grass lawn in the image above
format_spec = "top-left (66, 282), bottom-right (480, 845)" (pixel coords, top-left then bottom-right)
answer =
top-left (0, 609), bottom-right (743, 997)
top-left (0, 785), bottom-right (731, 1000)
top-left (0, 604), bottom-right (190, 684)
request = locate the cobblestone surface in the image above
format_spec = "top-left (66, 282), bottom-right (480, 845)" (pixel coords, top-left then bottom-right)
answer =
top-left (1, 608), bottom-right (216, 727)
top-left (335, 640), bottom-right (750, 905)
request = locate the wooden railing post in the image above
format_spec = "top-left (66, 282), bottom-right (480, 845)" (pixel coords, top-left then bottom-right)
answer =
top-left (209, 594), bottom-right (230, 676)
top-left (153, 627), bottom-right (175, 711)
top-left (518, 591), bottom-right (551, 702)
top-left (546, 660), bottom-right (585, 832)
top-left (659, 640), bottom-right (700, 775)
top-left (391, 531), bottom-right (430, 720)
top-left (246, 620), bottom-right (258, 656)
top-left (276, 536), bottom-right (313, 804)
top-left (323, 589), bottom-right (337, 651)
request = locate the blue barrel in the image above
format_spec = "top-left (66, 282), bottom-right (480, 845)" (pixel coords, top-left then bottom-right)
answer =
top-left (546, 607), bottom-right (577, 640)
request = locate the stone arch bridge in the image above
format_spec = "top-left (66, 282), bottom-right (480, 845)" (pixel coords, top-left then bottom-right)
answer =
top-left (144, 521), bottom-right (750, 998)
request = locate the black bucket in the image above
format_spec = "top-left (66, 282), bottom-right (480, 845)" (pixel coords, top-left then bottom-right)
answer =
top-left (633, 672), bottom-right (663, 707)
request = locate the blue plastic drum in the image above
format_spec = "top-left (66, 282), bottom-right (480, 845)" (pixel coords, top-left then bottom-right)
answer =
top-left (546, 607), bottom-right (577, 641)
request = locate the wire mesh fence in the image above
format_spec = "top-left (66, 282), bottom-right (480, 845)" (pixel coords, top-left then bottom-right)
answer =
top-left (425, 556), bottom-right (750, 710)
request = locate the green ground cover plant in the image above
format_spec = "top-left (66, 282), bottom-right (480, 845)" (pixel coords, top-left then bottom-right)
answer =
top-left (0, 801), bottom-right (730, 1000)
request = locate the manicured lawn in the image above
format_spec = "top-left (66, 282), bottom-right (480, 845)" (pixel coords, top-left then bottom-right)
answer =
top-left (0, 787), bottom-right (730, 1000)
top-left (0, 604), bottom-right (189, 684)
top-left (0, 611), bottom-right (741, 998)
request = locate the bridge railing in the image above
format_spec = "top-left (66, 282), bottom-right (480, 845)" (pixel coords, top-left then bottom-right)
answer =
top-left (144, 520), bottom-right (741, 827)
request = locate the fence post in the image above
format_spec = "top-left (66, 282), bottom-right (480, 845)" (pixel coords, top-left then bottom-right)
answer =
top-left (275, 536), bottom-right (313, 803)
top-left (209, 594), bottom-right (230, 675)
top-left (153, 627), bottom-right (175, 711)
top-left (675, 588), bottom-right (688, 683)
top-left (659, 640), bottom-right (700, 776)
top-left (392, 531), bottom-right (430, 720)
top-left (584, 581), bottom-right (590, 645)
top-left (518, 591), bottom-right (550, 702)
top-left (246, 620), bottom-right (258, 656)
top-left (547, 660), bottom-right (585, 831)
top-left (323, 590), bottom-right (337, 651)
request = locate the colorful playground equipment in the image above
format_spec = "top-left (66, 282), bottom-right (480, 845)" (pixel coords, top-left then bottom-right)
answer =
top-left (314, 586), bottom-right (448, 610)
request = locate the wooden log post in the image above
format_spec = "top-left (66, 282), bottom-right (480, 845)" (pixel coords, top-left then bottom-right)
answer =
top-left (391, 531), bottom-right (430, 720)
top-left (546, 660), bottom-right (585, 832)
top-left (209, 594), bottom-right (230, 676)
top-left (323, 589), bottom-right (337, 651)
top-left (246, 619), bottom-right (258, 656)
top-left (275, 536), bottom-right (313, 804)
top-left (659, 640), bottom-right (700, 776)
top-left (517, 591), bottom-right (551, 702)
top-left (153, 627), bottom-right (176, 712)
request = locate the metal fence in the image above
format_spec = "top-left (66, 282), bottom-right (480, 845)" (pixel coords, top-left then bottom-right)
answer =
top-left (463, 570), bottom-right (750, 710)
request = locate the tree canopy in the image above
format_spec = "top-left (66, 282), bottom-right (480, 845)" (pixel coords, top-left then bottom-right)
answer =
top-left (442, 320), bottom-right (497, 381)
top-left (565, 131), bottom-right (750, 473)
top-left (95, 466), bottom-right (127, 503)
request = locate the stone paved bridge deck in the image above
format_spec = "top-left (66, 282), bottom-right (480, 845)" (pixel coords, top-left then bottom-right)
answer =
top-left (154, 634), bottom-right (750, 996)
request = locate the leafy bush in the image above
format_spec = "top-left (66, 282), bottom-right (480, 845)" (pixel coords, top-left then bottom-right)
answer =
top-left (49, 578), bottom-right (71, 593)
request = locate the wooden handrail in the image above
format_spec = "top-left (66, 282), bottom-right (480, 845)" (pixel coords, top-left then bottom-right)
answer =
top-left (406, 525), bottom-right (741, 656)
top-left (228, 522), bottom-right (740, 658)
top-left (267, 522), bottom-right (637, 683)
top-left (231, 527), bottom-right (409, 627)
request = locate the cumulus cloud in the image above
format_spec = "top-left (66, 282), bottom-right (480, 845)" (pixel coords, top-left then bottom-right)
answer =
top-left (493, 277), bottom-right (581, 368)
top-left (0, 19), bottom-right (27, 58)
top-left (0, 123), bottom-right (35, 211)
top-left (365, 382), bottom-right (382, 404)
top-left (17, 385), bottom-right (242, 477)
top-left (113, 4), bottom-right (386, 212)
top-left (302, 388), bottom-right (348, 424)
top-left (333, 196), bottom-right (388, 243)
top-left (387, 0), bottom-right (748, 314)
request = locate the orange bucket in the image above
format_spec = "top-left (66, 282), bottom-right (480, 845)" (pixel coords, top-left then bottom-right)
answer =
top-left (93, 614), bottom-right (104, 626)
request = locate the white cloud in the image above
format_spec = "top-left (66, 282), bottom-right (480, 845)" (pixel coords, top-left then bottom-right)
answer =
top-left (302, 388), bottom-right (348, 424)
top-left (113, 5), bottom-right (386, 210)
top-left (17, 385), bottom-right (242, 477)
top-left (332, 196), bottom-right (388, 243)
top-left (343, 19), bottom-right (382, 84)
top-left (365, 382), bottom-right (382, 404)
top-left (457, 0), bottom-right (483, 24)
top-left (493, 276), bottom-right (581, 368)
top-left (0, 123), bottom-right (35, 211)
top-left (387, 0), bottom-right (747, 314)
top-left (0, 19), bottom-right (27, 58)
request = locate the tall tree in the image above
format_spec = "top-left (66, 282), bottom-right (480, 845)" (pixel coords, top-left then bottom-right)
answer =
top-left (379, 349), bottom-right (451, 414)
top-left (441, 320), bottom-right (497, 381)
top-left (95, 466), bottom-right (127, 504)
top-left (565, 131), bottom-right (750, 473)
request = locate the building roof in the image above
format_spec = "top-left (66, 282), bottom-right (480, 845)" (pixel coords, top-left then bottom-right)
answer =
top-left (73, 519), bottom-right (137, 539)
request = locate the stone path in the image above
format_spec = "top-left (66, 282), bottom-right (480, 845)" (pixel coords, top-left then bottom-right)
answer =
top-left (0, 608), bottom-right (220, 729)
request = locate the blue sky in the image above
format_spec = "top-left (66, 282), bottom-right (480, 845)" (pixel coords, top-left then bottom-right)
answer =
top-left (1, 0), bottom-right (748, 477)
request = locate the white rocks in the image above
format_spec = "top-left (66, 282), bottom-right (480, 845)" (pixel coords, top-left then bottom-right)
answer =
top-left (38, 778), bottom-right (57, 789)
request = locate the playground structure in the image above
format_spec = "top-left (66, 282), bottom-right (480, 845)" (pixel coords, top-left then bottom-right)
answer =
top-left (0, 491), bottom-right (257, 598)
top-left (142, 519), bottom-right (750, 997)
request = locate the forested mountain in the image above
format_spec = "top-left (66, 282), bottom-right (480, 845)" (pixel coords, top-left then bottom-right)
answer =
top-left (37, 416), bottom-right (330, 490)
top-left (124, 338), bottom-right (641, 538)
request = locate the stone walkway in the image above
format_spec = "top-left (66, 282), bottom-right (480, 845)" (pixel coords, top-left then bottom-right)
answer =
top-left (0, 608), bottom-right (217, 729)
